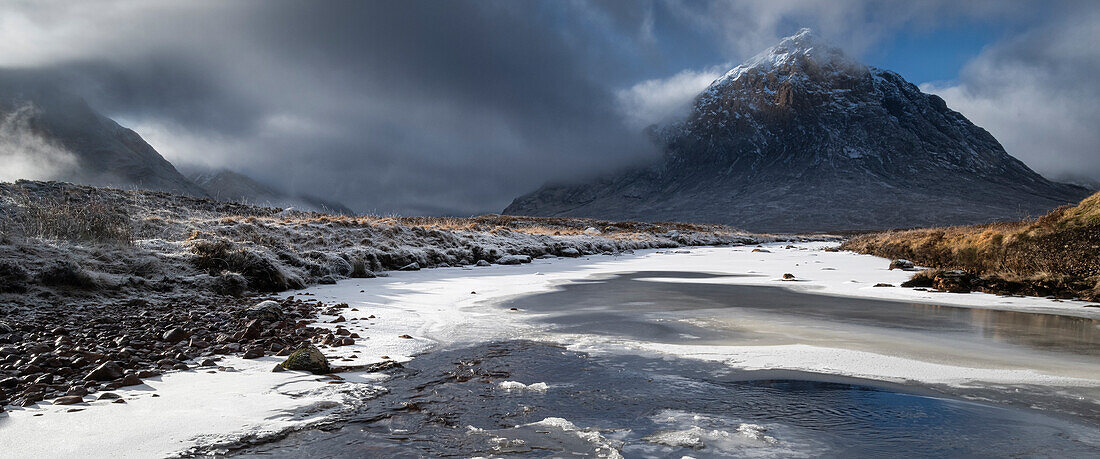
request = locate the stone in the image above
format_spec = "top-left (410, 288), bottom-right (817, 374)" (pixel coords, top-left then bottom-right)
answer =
top-left (475, 260), bottom-right (491, 267)
top-left (752, 249), bottom-right (771, 253)
top-left (496, 255), bottom-right (532, 265)
top-left (278, 345), bottom-right (330, 374)
top-left (84, 362), bottom-right (125, 381)
top-left (97, 392), bottom-right (121, 400)
top-left (242, 346), bottom-right (264, 359)
top-left (53, 395), bottom-right (85, 405)
top-left (782, 273), bottom-right (796, 280)
top-left (162, 328), bottom-right (188, 343)
top-left (889, 259), bottom-right (916, 270)
top-left (399, 262), bottom-right (421, 271)
top-left (559, 247), bottom-right (581, 258)
top-left (118, 374), bottom-right (143, 387)
top-left (873, 283), bottom-right (894, 287)
top-left (239, 300), bottom-right (283, 322)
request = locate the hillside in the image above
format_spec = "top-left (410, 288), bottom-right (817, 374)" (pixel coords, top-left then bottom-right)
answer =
top-left (505, 29), bottom-right (1089, 232)
top-left (0, 71), bottom-right (205, 196)
top-left (842, 190), bottom-right (1100, 300)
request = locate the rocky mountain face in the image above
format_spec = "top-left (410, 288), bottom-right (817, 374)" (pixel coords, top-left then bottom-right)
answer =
top-left (190, 169), bottom-right (355, 215)
top-left (504, 29), bottom-right (1091, 232)
top-left (0, 71), bottom-right (205, 196)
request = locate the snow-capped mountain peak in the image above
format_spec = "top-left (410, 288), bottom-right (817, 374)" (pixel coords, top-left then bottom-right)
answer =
top-left (705, 28), bottom-right (857, 97)
top-left (505, 29), bottom-right (1089, 232)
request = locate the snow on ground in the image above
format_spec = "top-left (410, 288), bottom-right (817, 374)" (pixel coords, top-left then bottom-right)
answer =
top-left (3, 241), bottom-right (1098, 457)
top-left (0, 355), bottom-right (384, 458)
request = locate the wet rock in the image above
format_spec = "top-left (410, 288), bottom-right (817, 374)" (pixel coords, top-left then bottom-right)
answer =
top-left (84, 362), bottom-right (125, 381)
top-left (278, 344), bottom-right (330, 374)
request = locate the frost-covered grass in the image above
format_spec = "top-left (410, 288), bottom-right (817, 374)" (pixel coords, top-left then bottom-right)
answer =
top-left (0, 180), bottom-right (781, 304)
top-left (842, 190), bottom-right (1100, 300)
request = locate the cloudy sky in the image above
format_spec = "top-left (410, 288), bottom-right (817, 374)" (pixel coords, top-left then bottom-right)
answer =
top-left (1, 0), bottom-right (1097, 214)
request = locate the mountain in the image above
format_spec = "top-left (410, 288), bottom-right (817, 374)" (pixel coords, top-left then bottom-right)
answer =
top-left (190, 169), bottom-right (355, 215)
top-left (504, 29), bottom-right (1091, 232)
top-left (0, 71), bottom-right (205, 196)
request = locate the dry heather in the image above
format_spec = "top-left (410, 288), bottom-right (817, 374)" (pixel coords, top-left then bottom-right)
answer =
top-left (842, 191), bottom-right (1100, 300)
top-left (0, 180), bottom-right (787, 306)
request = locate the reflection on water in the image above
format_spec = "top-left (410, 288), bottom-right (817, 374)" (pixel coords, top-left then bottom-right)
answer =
top-left (505, 271), bottom-right (1100, 357)
top-left (237, 341), bottom-right (1100, 458)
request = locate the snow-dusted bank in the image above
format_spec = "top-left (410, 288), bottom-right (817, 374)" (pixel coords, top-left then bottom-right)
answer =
top-left (2, 242), bottom-right (1098, 457)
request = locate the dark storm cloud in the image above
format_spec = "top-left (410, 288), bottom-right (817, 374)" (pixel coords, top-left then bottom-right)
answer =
top-left (1, 0), bottom-right (1098, 215)
top-left (6, 0), bottom-right (668, 215)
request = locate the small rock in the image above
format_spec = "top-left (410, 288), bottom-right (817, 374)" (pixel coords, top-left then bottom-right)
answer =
top-left (398, 334), bottom-right (413, 339)
top-left (475, 260), bottom-right (491, 267)
top-left (318, 275), bottom-right (338, 285)
top-left (97, 392), bottom-right (121, 400)
top-left (399, 262), bottom-right (421, 271)
top-left (242, 347), bottom-right (265, 359)
top-left (240, 300), bottom-right (284, 322)
top-left (53, 395), bottom-right (85, 405)
top-left (117, 374), bottom-right (143, 387)
top-left (782, 273), bottom-right (796, 280)
top-left (559, 248), bottom-right (581, 258)
top-left (162, 328), bottom-right (188, 343)
top-left (889, 259), bottom-right (916, 270)
top-left (873, 283), bottom-right (894, 288)
top-left (752, 248), bottom-right (771, 253)
top-left (496, 254), bottom-right (532, 265)
top-left (84, 362), bottom-right (125, 382)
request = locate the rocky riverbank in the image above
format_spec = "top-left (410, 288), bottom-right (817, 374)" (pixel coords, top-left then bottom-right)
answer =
top-left (0, 295), bottom-right (339, 412)
top-left (0, 180), bottom-right (792, 414)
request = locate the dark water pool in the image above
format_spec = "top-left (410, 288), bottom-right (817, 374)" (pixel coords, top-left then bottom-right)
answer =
top-left (236, 340), bottom-right (1100, 458)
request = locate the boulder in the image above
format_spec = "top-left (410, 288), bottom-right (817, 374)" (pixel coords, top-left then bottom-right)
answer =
top-left (278, 344), bottom-right (330, 374)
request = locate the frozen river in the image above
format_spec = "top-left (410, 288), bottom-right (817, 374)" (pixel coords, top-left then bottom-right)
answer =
top-left (5, 243), bottom-right (1099, 457)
